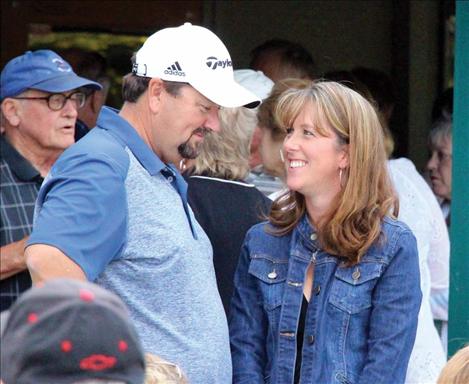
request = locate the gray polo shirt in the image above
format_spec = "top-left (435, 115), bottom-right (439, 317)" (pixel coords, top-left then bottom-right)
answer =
top-left (29, 107), bottom-right (232, 382)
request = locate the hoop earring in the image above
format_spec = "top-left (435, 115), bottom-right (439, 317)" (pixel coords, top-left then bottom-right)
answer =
top-left (279, 149), bottom-right (285, 163)
top-left (339, 168), bottom-right (343, 186)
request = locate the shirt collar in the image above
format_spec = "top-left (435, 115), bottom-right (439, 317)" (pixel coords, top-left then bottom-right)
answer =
top-left (0, 135), bottom-right (42, 182)
top-left (295, 213), bottom-right (320, 252)
top-left (96, 106), bottom-right (166, 175)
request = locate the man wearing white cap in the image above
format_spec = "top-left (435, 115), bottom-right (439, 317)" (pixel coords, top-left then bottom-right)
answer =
top-left (25, 23), bottom-right (260, 383)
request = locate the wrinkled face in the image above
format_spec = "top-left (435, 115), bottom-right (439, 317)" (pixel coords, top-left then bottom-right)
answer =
top-left (258, 125), bottom-right (285, 178)
top-left (13, 89), bottom-right (79, 152)
top-left (153, 85), bottom-right (220, 165)
top-left (283, 104), bottom-right (347, 199)
top-left (426, 135), bottom-right (452, 200)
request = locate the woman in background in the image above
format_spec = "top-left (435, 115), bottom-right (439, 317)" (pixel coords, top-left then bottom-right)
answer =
top-left (254, 78), bottom-right (311, 200)
top-left (427, 118), bottom-right (452, 226)
top-left (185, 70), bottom-right (272, 314)
top-left (229, 81), bottom-right (422, 383)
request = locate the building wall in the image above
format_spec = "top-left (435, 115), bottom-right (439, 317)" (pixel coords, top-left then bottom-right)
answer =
top-left (212, 0), bottom-right (393, 75)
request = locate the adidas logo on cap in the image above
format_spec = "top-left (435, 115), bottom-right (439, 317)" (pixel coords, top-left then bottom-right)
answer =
top-left (164, 61), bottom-right (185, 76)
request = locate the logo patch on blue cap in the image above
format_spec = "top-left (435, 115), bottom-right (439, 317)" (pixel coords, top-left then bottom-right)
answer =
top-left (52, 58), bottom-right (71, 72)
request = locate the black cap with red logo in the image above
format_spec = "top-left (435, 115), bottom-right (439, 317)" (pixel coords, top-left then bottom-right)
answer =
top-left (0, 278), bottom-right (145, 384)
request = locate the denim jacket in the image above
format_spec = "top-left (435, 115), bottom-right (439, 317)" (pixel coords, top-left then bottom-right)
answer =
top-left (229, 214), bottom-right (421, 384)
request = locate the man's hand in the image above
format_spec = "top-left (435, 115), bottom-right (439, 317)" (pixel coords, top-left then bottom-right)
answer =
top-left (0, 237), bottom-right (28, 280)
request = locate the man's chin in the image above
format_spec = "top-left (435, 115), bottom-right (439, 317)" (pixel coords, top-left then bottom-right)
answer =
top-left (178, 144), bottom-right (201, 160)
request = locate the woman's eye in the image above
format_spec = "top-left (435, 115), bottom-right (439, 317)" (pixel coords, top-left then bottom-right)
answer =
top-left (304, 129), bottom-right (314, 136)
top-left (285, 127), bottom-right (294, 135)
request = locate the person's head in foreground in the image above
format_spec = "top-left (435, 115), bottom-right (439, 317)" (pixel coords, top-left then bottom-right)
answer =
top-left (437, 345), bottom-right (469, 384)
top-left (0, 279), bottom-right (145, 384)
top-left (270, 80), bottom-right (397, 263)
top-left (144, 353), bottom-right (188, 384)
top-left (122, 23), bottom-right (260, 167)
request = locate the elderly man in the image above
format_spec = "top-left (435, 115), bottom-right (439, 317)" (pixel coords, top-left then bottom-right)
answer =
top-left (25, 23), bottom-right (259, 383)
top-left (0, 50), bottom-right (101, 311)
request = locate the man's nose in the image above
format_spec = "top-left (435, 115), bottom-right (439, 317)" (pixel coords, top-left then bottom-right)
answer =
top-left (62, 98), bottom-right (79, 118)
top-left (204, 108), bottom-right (221, 132)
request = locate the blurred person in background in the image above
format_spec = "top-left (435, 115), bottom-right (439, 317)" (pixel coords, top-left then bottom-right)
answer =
top-left (250, 38), bottom-right (316, 82)
top-left (185, 69), bottom-right (272, 314)
top-left (249, 78), bottom-right (313, 199)
top-left (59, 48), bottom-right (111, 140)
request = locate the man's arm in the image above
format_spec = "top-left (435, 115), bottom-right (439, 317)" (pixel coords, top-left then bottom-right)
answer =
top-left (25, 244), bottom-right (86, 284)
top-left (0, 237), bottom-right (28, 280)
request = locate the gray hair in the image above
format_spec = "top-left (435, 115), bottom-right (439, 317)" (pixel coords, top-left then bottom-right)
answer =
top-left (192, 107), bottom-right (258, 180)
top-left (429, 118), bottom-right (452, 148)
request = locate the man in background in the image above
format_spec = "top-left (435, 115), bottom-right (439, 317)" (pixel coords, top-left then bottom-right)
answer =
top-left (250, 38), bottom-right (316, 82)
top-left (59, 48), bottom-right (110, 140)
top-left (0, 49), bottom-right (101, 311)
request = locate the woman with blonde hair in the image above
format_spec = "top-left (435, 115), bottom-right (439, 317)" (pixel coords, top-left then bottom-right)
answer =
top-left (437, 345), bottom-right (469, 384)
top-left (185, 70), bottom-right (272, 314)
top-left (229, 81), bottom-right (422, 383)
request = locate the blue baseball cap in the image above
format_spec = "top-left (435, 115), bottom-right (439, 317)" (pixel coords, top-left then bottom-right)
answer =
top-left (1, 49), bottom-right (102, 100)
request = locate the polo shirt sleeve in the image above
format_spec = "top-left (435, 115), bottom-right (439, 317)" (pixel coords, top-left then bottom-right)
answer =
top-left (28, 150), bottom-right (129, 281)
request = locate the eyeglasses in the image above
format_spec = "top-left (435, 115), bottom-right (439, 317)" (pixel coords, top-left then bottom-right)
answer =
top-left (12, 92), bottom-right (86, 111)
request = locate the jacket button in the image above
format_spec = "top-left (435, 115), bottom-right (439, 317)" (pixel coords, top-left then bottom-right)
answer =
top-left (310, 233), bottom-right (317, 241)
top-left (314, 285), bottom-right (321, 295)
top-left (308, 335), bottom-right (315, 345)
top-left (352, 268), bottom-right (361, 281)
top-left (268, 271), bottom-right (277, 279)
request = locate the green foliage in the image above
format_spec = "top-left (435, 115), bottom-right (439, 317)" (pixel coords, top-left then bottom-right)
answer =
top-left (29, 32), bottom-right (147, 108)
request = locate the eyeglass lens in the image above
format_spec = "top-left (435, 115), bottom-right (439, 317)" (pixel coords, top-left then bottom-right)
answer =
top-left (48, 93), bottom-right (86, 110)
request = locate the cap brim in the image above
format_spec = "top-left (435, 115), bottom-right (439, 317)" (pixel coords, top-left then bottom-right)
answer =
top-left (30, 74), bottom-right (102, 93)
top-left (191, 78), bottom-right (261, 109)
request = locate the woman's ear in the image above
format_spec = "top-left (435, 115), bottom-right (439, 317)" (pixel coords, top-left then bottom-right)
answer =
top-left (338, 144), bottom-right (350, 169)
top-left (1, 99), bottom-right (21, 127)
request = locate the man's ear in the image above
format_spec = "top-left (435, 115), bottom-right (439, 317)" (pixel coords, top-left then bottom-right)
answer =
top-left (1, 99), bottom-right (21, 126)
top-left (147, 78), bottom-right (165, 113)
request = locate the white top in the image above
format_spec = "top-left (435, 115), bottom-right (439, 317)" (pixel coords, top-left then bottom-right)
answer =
top-left (388, 158), bottom-right (449, 383)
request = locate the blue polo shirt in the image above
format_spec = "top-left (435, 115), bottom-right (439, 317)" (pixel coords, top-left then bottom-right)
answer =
top-left (28, 107), bottom-right (232, 383)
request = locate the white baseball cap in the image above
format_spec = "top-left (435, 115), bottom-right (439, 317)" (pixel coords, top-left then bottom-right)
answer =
top-left (234, 69), bottom-right (274, 101)
top-left (133, 23), bottom-right (261, 109)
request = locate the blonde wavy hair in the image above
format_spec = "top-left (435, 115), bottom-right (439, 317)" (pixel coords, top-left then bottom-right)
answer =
top-left (192, 107), bottom-right (257, 180)
top-left (144, 353), bottom-right (188, 384)
top-left (269, 81), bottom-right (398, 264)
top-left (437, 345), bottom-right (469, 384)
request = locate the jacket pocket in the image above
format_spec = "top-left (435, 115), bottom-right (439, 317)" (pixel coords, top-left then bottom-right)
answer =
top-left (248, 253), bottom-right (288, 311)
top-left (329, 262), bottom-right (383, 314)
